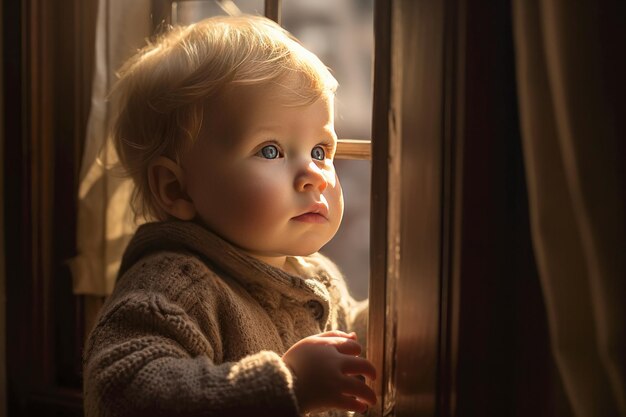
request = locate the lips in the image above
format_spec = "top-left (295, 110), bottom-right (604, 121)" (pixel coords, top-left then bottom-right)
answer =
top-left (291, 202), bottom-right (329, 223)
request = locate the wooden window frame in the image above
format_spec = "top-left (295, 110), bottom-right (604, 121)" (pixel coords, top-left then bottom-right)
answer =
top-left (369, 1), bottom-right (458, 415)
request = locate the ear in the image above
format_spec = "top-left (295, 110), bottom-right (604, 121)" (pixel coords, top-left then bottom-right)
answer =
top-left (148, 156), bottom-right (197, 221)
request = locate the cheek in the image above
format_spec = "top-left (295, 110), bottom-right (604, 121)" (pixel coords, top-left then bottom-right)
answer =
top-left (336, 180), bottom-right (345, 219)
top-left (213, 167), bottom-right (290, 228)
top-left (327, 174), bottom-right (344, 222)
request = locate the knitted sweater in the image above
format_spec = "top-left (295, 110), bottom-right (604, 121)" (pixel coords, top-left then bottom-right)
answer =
top-left (83, 221), bottom-right (368, 417)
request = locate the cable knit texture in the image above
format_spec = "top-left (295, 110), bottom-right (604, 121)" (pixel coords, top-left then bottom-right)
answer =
top-left (83, 220), bottom-right (368, 417)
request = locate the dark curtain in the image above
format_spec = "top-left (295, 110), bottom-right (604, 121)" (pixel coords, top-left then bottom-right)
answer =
top-left (512, 1), bottom-right (625, 415)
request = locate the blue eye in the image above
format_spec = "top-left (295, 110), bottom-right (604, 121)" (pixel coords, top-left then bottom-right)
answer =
top-left (258, 145), bottom-right (280, 159)
top-left (311, 146), bottom-right (326, 161)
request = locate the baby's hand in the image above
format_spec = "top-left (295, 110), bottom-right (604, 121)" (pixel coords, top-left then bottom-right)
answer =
top-left (282, 330), bottom-right (377, 414)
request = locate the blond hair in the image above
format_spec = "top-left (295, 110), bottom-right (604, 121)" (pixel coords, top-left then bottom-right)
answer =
top-left (112, 15), bottom-right (338, 221)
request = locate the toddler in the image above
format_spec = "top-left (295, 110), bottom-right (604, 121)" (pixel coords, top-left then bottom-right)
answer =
top-left (83, 15), bottom-right (376, 417)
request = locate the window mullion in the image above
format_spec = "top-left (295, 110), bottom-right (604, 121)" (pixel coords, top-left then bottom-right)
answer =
top-left (336, 139), bottom-right (372, 160)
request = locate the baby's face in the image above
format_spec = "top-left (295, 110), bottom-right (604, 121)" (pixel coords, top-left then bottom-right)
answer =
top-left (181, 88), bottom-right (343, 261)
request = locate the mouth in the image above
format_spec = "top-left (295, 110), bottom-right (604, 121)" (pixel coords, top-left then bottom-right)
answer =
top-left (291, 203), bottom-right (329, 224)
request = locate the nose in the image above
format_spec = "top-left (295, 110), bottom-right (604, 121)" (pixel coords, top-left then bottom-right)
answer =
top-left (295, 161), bottom-right (328, 193)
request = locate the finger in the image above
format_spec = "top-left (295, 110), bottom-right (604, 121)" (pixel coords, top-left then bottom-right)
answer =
top-left (340, 375), bottom-right (377, 406)
top-left (341, 357), bottom-right (377, 380)
top-left (317, 330), bottom-right (357, 340)
top-left (331, 339), bottom-right (362, 356)
top-left (354, 374), bottom-right (365, 383)
top-left (307, 336), bottom-right (362, 355)
top-left (330, 394), bottom-right (369, 413)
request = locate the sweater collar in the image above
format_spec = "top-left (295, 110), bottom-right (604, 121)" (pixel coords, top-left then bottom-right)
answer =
top-left (119, 221), bottom-right (330, 323)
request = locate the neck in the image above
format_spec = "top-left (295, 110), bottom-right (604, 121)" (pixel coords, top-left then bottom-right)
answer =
top-left (247, 253), bottom-right (289, 271)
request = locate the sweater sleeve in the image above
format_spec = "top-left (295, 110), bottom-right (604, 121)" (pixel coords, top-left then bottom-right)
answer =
top-left (83, 292), bottom-right (300, 417)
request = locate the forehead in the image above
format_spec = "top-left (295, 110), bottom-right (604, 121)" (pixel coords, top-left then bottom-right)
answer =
top-left (203, 84), bottom-right (335, 145)
top-left (247, 90), bottom-right (333, 125)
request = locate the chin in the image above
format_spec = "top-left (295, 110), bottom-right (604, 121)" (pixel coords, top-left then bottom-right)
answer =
top-left (294, 248), bottom-right (321, 257)
top-left (283, 245), bottom-right (322, 257)
top-left (298, 239), bottom-right (335, 256)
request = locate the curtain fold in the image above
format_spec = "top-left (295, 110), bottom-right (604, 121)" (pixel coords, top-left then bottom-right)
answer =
top-left (513, 1), bottom-right (625, 416)
top-left (70, 0), bottom-right (152, 295)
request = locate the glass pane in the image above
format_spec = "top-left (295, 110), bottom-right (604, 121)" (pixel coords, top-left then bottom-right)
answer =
top-left (172, 0), bottom-right (264, 25)
top-left (282, 1), bottom-right (374, 301)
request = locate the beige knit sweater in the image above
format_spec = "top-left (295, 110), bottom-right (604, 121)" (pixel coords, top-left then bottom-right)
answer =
top-left (83, 221), bottom-right (368, 417)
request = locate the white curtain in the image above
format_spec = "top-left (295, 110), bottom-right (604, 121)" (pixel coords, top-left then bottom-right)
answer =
top-left (513, 1), bottom-right (625, 415)
top-left (70, 0), bottom-right (152, 295)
